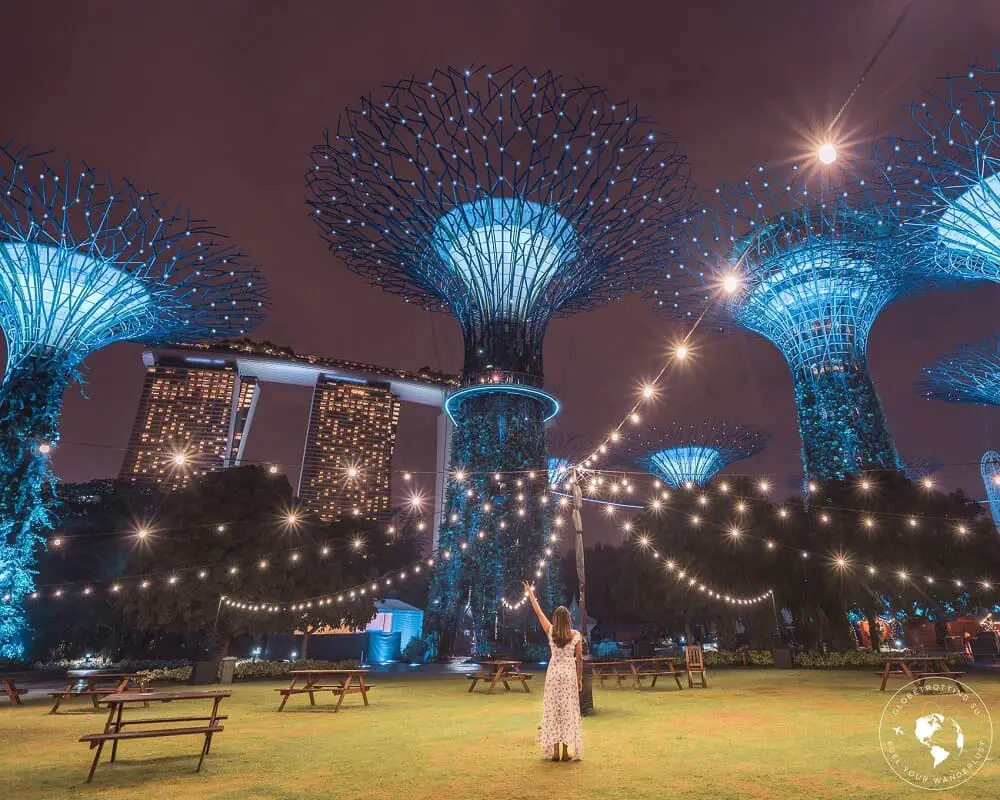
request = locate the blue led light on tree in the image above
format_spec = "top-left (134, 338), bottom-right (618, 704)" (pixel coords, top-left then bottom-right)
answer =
top-left (308, 66), bottom-right (693, 656)
top-left (0, 144), bottom-right (269, 658)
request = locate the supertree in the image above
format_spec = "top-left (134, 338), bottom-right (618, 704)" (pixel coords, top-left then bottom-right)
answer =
top-left (664, 160), bottom-right (926, 482)
top-left (916, 337), bottom-right (1000, 405)
top-left (622, 422), bottom-right (767, 488)
top-left (0, 144), bottom-right (268, 658)
top-left (982, 452), bottom-right (1000, 534)
top-left (880, 59), bottom-right (1000, 284)
top-left (308, 66), bottom-right (692, 655)
top-left (900, 456), bottom-right (944, 484)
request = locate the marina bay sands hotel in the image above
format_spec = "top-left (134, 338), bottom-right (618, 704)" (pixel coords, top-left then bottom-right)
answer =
top-left (119, 340), bottom-right (457, 541)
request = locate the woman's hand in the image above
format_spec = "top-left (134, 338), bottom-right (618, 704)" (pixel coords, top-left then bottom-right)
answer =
top-left (521, 581), bottom-right (533, 596)
top-left (578, 677), bottom-right (583, 693)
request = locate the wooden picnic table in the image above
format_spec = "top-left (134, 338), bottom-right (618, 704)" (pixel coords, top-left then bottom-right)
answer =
top-left (877, 655), bottom-right (967, 692)
top-left (79, 689), bottom-right (230, 783)
top-left (50, 671), bottom-right (148, 713)
top-left (588, 659), bottom-right (683, 689)
top-left (1, 675), bottom-right (28, 706)
top-left (466, 660), bottom-right (533, 694)
top-left (275, 669), bottom-right (372, 712)
top-left (625, 657), bottom-right (684, 689)
top-left (587, 660), bottom-right (631, 688)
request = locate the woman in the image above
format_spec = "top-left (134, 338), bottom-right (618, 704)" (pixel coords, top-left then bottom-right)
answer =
top-left (523, 581), bottom-right (583, 762)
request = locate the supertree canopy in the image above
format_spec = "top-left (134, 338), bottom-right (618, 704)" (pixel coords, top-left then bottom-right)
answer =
top-left (882, 60), bottom-right (1000, 283)
top-left (622, 422), bottom-right (767, 488)
top-left (916, 337), bottom-right (1000, 406)
top-left (664, 160), bottom-right (924, 482)
top-left (0, 144), bottom-right (268, 658)
top-left (308, 66), bottom-right (692, 655)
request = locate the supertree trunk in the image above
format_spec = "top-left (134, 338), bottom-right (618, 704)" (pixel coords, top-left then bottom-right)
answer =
top-left (0, 356), bottom-right (73, 658)
top-left (425, 391), bottom-right (555, 658)
top-left (793, 363), bottom-right (900, 482)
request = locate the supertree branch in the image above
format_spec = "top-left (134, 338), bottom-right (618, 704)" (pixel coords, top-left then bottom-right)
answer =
top-left (621, 422), bottom-right (768, 488)
top-left (917, 336), bottom-right (1000, 405)
top-left (884, 59), bottom-right (1000, 281)
top-left (662, 161), bottom-right (930, 481)
top-left (0, 144), bottom-right (269, 658)
top-left (308, 66), bottom-right (692, 657)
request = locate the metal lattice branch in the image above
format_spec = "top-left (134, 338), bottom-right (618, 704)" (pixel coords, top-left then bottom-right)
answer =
top-left (307, 66), bottom-right (693, 380)
top-left (883, 59), bottom-right (1000, 281)
top-left (621, 422), bottom-right (768, 488)
top-left (917, 336), bottom-right (1000, 405)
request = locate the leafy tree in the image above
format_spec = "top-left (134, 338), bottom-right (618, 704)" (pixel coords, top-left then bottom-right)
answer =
top-left (119, 466), bottom-right (424, 658)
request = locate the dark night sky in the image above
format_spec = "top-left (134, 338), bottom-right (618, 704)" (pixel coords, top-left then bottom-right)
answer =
top-left (3, 1), bottom-right (1000, 541)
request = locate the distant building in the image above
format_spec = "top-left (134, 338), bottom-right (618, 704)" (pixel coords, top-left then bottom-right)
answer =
top-left (298, 376), bottom-right (401, 521)
top-left (119, 355), bottom-right (247, 490)
top-left (119, 342), bottom-right (456, 534)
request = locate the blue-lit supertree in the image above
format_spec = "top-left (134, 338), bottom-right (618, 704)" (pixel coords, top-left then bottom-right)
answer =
top-left (981, 452), bottom-right (1000, 534)
top-left (665, 160), bottom-right (924, 482)
top-left (882, 60), bottom-right (1000, 284)
top-left (916, 337), bottom-right (1000, 405)
top-left (308, 66), bottom-right (692, 655)
top-left (622, 422), bottom-right (767, 488)
top-left (0, 144), bottom-right (268, 658)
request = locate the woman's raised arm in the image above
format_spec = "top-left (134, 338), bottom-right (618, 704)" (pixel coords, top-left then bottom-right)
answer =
top-left (522, 581), bottom-right (550, 635)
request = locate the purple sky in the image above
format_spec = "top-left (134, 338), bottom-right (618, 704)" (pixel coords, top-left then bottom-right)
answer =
top-left (3, 1), bottom-right (1000, 541)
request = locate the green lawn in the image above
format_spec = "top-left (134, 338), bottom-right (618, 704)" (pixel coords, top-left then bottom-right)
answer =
top-left (4, 669), bottom-right (999, 800)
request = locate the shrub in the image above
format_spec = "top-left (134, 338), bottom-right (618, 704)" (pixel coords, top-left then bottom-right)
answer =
top-left (703, 650), bottom-right (775, 666)
top-left (142, 665), bottom-right (193, 682)
top-left (792, 649), bottom-right (967, 668)
top-left (401, 637), bottom-right (428, 664)
top-left (516, 642), bottom-right (550, 663)
top-left (230, 658), bottom-right (360, 680)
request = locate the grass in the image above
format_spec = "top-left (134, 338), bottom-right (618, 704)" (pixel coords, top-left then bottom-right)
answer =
top-left (4, 669), bottom-right (1000, 800)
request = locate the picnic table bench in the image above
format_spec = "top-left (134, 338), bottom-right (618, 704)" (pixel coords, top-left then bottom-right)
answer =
top-left (466, 660), bottom-right (533, 693)
top-left (876, 656), bottom-right (967, 692)
top-left (80, 689), bottom-right (230, 783)
top-left (50, 671), bottom-right (148, 713)
top-left (275, 669), bottom-right (372, 712)
top-left (1, 675), bottom-right (27, 705)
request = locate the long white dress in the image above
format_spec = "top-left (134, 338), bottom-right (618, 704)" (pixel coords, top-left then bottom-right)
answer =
top-left (536, 629), bottom-right (583, 760)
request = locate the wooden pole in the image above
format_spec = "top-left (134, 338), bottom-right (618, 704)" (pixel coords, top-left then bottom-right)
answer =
top-left (572, 467), bottom-right (594, 715)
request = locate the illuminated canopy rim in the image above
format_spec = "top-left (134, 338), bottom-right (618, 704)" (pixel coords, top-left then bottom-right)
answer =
top-left (443, 382), bottom-right (560, 424)
top-left (307, 65), bottom-right (694, 327)
top-left (0, 143), bottom-right (270, 368)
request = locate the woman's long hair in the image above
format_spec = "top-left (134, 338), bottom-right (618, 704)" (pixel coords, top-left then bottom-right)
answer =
top-left (551, 606), bottom-right (573, 647)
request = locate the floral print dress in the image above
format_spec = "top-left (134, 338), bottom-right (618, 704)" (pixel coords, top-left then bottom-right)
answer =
top-left (536, 629), bottom-right (583, 760)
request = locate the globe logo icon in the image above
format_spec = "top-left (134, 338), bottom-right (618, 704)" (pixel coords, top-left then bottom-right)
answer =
top-left (913, 713), bottom-right (964, 769)
top-left (879, 680), bottom-right (992, 791)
